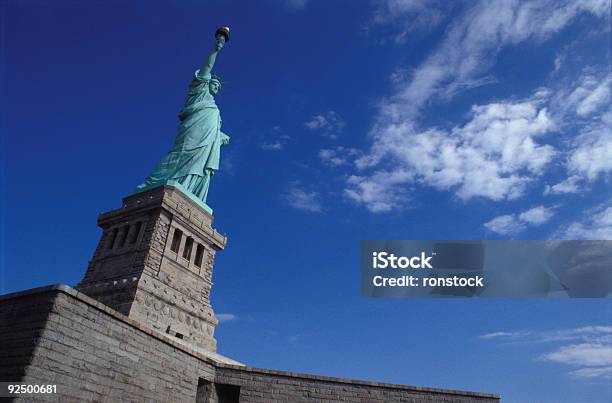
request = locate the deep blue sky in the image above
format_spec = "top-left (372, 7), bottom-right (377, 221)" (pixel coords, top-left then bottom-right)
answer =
top-left (2, 1), bottom-right (612, 402)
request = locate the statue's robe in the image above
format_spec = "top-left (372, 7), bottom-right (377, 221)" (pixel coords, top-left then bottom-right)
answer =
top-left (138, 70), bottom-right (229, 194)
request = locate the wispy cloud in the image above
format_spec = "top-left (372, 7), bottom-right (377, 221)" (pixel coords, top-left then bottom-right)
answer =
top-left (284, 182), bottom-right (322, 212)
top-left (380, 0), bottom-right (610, 119)
top-left (217, 313), bottom-right (239, 323)
top-left (481, 326), bottom-right (612, 344)
top-left (554, 200), bottom-right (612, 239)
top-left (260, 141), bottom-right (283, 151)
top-left (481, 325), bottom-right (612, 380)
top-left (305, 111), bottom-right (346, 140)
top-left (479, 331), bottom-right (531, 340)
top-left (279, 0), bottom-right (308, 12)
top-left (260, 126), bottom-right (291, 151)
top-left (345, 0), bottom-right (610, 213)
top-left (368, 0), bottom-right (447, 44)
top-left (570, 366), bottom-right (612, 379)
top-left (288, 331), bottom-right (321, 345)
top-left (542, 67), bottom-right (612, 193)
top-left (318, 147), bottom-right (360, 167)
top-left (565, 72), bottom-right (612, 118)
top-left (566, 108), bottom-right (612, 182)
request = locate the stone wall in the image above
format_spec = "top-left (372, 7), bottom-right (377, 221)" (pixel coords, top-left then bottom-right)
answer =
top-left (0, 285), bottom-right (500, 402)
top-left (0, 285), bottom-right (220, 402)
top-left (214, 365), bottom-right (499, 403)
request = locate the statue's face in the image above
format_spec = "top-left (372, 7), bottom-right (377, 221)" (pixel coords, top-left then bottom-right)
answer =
top-left (210, 80), bottom-right (220, 96)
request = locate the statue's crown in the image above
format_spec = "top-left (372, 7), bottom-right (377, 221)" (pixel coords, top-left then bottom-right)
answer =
top-left (211, 74), bottom-right (222, 84)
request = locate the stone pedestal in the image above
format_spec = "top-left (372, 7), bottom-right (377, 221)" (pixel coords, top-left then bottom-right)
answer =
top-left (76, 185), bottom-right (226, 352)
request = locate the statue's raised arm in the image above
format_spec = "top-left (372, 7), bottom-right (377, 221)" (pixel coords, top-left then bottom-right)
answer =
top-left (201, 26), bottom-right (230, 77)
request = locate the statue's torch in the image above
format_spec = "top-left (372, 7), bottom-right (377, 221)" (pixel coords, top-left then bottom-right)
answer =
top-left (215, 26), bottom-right (230, 44)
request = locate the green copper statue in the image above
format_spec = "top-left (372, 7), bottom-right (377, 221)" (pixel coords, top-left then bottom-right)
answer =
top-left (135, 27), bottom-right (231, 211)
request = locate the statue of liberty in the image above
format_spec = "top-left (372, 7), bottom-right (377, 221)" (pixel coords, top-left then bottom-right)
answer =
top-left (135, 27), bottom-right (231, 207)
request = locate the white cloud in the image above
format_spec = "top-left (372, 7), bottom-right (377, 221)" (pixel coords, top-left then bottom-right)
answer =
top-left (565, 73), bottom-right (612, 117)
top-left (483, 215), bottom-right (526, 236)
top-left (555, 201), bottom-right (612, 239)
top-left (554, 52), bottom-right (566, 73)
top-left (217, 313), bottom-right (239, 323)
top-left (318, 147), bottom-right (360, 167)
top-left (537, 326), bottom-right (612, 344)
top-left (519, 205), bottom-right (555, 225)
top-left (481, 325), bottom-right (612, 380)
top-left (260, 127), bottom-right (291, 151)
top-left (345, 169), bottom-right (413, 213)
top-left (305, 116), bottom-right (327, 130)
top-left (484, 205), bottom-right (555, 235)
top-left (305, 111), bottom-right (346, 139)
top-left (543, 70), bottom-right (612, 190)
top-left (567, 111), bottom-right (612, 181)
top-left (481, 326), bottom-right (612, 344)
top-left (260, 141), bottom-right (283, 151)
top-left (349, 97), bottom-right (556, 212)
top-left (577, 82), bottom-right (611, 117)
top-left (544, 343), bottom-right (612, 366)
top-left (479, 331), bottom-right (531, 339)
top-left (570, 366), bottom-right (612, 379)
top-left (284, 183), bottom-right (322, 212)
top-left (544, 175), bottom-right (582, 195)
